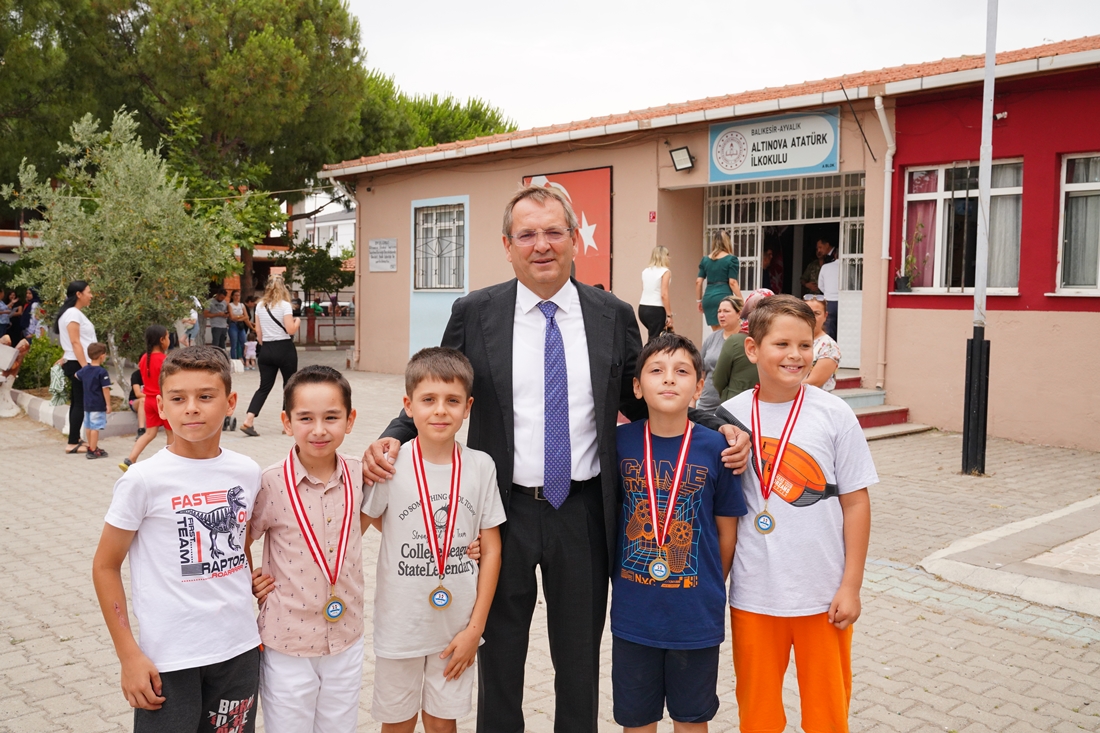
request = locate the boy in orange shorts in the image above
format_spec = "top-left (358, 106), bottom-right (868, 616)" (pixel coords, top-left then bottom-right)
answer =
top-left (719, 295), bottom-right (876, 733)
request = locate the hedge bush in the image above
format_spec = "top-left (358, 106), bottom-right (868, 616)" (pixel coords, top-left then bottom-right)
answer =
top-left (13, 337), bottom-right (64, 391)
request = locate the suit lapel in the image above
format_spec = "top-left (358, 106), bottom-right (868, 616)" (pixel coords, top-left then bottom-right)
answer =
top-left (480, 280), bottom-right (517, 452)
top-left (577, 279), bottom-right (614, 431)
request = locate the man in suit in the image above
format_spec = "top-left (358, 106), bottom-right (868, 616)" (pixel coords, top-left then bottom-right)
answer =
top-left (363, 186), bottom-right (750, 732)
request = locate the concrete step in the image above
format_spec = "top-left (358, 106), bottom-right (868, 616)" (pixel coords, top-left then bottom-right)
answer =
top-left (853, 404), bottom-right (910, 429)
top-left (833, 387), bottom-right (886, 409)
top-left (835, 375), bottom-right (862, 390)
top-left (863, 422), bottom-right (934, 441)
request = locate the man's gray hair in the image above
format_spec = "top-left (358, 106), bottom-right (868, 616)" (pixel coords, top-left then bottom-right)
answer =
top-left (501, 186), bottom-right (579, 236)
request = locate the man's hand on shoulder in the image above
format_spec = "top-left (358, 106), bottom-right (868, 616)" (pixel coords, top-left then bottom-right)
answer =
top-left (719, 424), bottom-right (751, 475)
top-left (362, 438), bottom-right (401, 486)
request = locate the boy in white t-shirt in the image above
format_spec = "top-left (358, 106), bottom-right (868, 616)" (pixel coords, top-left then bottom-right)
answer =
top-left (363, 347), bottom-right (506, 733)
top-left (719, 295), bottom-right (876, 733)
top-left (93, 346), bottom-right (261, 733)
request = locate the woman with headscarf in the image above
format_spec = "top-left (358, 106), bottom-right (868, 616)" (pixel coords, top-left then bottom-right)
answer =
top-left (19, 288), bottom-right (42, 341)
top-left (56, 280), bottom-right (97, 454)
top-left (696, 230), bottom-right (743, 331)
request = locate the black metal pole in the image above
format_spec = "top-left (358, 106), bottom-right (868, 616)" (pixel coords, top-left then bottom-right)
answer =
top-left (962, 325), bottom-right (990, 475)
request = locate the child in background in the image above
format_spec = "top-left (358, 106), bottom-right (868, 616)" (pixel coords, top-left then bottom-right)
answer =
top-left (242, 334), bottom-right (257, 371)
top-left (610, 332), bottom-right (745, 733)
top-left (721, 294), bottom-right (876, 733)
top-left (363, 347), bottom-right (505, 733)
top-left (76, 342), bottom-right (113, 460)
top-left (129, 368), bottom-right (146, 438)
top-left (246, 365), bottom-right (367, 732)
top-left (121, 325), bottom-right (170, 472)
top-left (92, 346), bottom-right (261, 732)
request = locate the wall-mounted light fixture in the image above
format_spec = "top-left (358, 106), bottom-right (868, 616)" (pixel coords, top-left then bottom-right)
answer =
top-left (669, 146), bottom-right (694, 172)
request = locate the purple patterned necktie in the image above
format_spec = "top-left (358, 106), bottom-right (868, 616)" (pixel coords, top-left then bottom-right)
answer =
top-left (537, 300), bottom-right (570, 509)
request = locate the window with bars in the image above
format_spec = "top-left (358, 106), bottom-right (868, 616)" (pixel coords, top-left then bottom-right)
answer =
top-left (414, 204), bottom-right (465, 290)
top-left (1059, 154), bottom-right (1100, 291)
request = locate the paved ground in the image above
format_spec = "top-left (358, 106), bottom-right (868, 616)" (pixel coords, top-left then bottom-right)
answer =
top-left (2, 351), bottom-right (1099, 732)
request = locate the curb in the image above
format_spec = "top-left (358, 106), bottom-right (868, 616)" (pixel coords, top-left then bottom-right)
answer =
top-left (295, 345), bottom-right (344, 352)
top-left (10, 389), bottom-right (139, 439)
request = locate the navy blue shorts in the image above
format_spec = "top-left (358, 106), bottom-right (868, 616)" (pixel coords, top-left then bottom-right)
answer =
top-left (611, 635), bottom-right (720, 727)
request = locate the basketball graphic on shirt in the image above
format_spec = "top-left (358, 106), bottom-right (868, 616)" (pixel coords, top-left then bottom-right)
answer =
top-left (433, 505), bottom-right (449, 536)
top-left (665, 520), bottom-right (693, 573)
top-left (626, 499), bottom-right (655, 541)
top-left (756, 438), bottom-right (836, 507)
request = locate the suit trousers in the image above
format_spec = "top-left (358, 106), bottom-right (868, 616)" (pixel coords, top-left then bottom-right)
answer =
top-left (477, 478), bottom-right (609, 733)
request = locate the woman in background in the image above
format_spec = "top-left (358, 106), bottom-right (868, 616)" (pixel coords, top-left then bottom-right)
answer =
top-left (696, 230), bottom-right (743, 331)
top-left (638, 245), bottom-right (673, 342)
top-left (696, 295), bottom-right (743, 412)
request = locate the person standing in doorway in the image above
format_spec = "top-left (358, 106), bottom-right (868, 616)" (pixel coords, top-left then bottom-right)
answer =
top-left (57, 280), bottom-right (97, 454)
top-left (238, 277), bottom-right (300, 437)
top-left (696, 231), bottom-right (743, 331)
top-left (205, 289), bottom-right (229, 350)
top-left (362, 186), bottom-right (751, 733)
top-left (800, 238), bottom-right (836, 296)
top-left (638, 246), bottom-right (673, 343)
top-left (818, 256), bottom-right (840, 341)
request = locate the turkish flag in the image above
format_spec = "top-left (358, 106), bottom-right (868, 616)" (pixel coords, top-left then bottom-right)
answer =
top-left (523, 167), bottom-right (612, 290)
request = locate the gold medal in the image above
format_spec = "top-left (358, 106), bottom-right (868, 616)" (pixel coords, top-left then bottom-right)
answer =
top-left (429, 585), bottom-right (452, 610)
top-left (324, 595), bottom-right (346, 622)
top-left (750, 386), bottom-right (806, 537)
top-left (642, 419), bottom-right (694, 582)
top-left (413, 440), bottom-right (462, 613)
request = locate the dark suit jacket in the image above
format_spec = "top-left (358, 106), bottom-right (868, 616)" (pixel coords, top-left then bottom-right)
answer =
top-left (381, 277), bottom-right (725, 566)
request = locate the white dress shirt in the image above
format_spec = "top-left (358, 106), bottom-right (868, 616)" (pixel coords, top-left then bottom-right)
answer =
top-left (819, 260), bottom-right (840, 301)
top-left (512, 280), bottom-right (599, 487)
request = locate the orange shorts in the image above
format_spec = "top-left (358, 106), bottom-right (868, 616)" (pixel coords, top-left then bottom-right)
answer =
top-left (144, 395), bottom-right (167, 429)
top-left (731, 608), bottom-right (853, 733)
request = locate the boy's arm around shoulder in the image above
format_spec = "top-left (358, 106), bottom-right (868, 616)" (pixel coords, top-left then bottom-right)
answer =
top-left (91, 523), bottom-right (166, 710)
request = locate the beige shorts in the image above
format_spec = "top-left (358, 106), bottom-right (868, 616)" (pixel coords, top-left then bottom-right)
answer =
top-left (371, 653), bottom-right (475, 723)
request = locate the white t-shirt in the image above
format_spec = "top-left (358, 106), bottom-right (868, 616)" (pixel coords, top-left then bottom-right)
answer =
top-left (58, 308), bottom-right (97, 361)
top-left (256, 300), bottom-right (293, 342)
top-left (722, 387), bottom-right (878, 616)
top-left (639, 266), bottom-right (669, 307)
top-left (363, 444), bottom-right (507, 659)
top-left (103, 448), bottom-right (262, 672)
top-left (819, 260), bottom-right (840, 301)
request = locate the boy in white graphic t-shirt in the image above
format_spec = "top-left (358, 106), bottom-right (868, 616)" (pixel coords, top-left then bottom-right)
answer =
top-left (719, 295), bottom-right (877, 733)
top-left (93, 346), bottom-right (261, 733)
top-left (364, 347), bottom-right (506, 732)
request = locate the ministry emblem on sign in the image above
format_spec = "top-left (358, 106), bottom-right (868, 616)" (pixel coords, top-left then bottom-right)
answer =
top-left (713, 129), bottom-right (748, 173)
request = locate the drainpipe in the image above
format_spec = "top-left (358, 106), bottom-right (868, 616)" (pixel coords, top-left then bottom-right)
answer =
top-left (874, 96), bottom-right (896, 390)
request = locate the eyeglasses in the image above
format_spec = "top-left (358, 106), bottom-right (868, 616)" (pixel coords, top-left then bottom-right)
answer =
top-left (507, 228), bottom-right (573, 247)
top-left (803, 294), bottom-right (825, 301)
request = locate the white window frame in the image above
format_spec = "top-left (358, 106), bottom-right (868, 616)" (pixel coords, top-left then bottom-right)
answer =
top-left (1054, 153), bottom-right (1100, 296)
top-left (412, 202), bottom-right (466, 291)
top-left (900, 159), bottom-right (1023, 295)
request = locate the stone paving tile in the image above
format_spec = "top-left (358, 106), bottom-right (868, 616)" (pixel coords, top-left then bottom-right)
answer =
top-left (2, 354), bottom-right (1100, 731)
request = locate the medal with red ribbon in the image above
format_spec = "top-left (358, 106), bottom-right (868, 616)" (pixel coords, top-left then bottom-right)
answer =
top-left (282, 447), bottom-right (355, 622)
top-left (642, 419), bottom-right (694, 581)
top-left (750, 384), bottom-right (806, 534)
top-left (411, 438), bottom-right (462, 610)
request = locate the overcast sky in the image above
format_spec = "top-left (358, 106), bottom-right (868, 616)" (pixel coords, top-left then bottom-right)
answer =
top-left (349, 0), bottom-right (1100, 130)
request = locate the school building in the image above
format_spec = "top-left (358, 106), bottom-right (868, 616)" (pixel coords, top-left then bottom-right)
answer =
top-left (320, 36), bottom-right (1100, 452)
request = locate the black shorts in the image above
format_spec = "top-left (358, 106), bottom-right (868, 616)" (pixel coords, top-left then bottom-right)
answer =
top-left (133, 646), bottom-right (259, 733)
top-left (611, 635), bottom-right (720, 727)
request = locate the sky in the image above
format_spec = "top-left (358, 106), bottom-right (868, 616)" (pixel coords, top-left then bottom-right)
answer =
top-left (349, 0), bottom-right (1100, 130)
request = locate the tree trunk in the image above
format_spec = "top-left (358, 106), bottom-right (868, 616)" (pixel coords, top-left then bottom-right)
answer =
top-left (241, 247), bottom-right (255, 302)
top-left (107, 332), bottom-right (129, 394)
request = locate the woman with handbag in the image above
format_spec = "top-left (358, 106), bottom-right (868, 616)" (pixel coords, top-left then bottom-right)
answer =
top-left (638, 245), bottom-right (673, 343)
top-left (238, 277), bottom-right (300, 437)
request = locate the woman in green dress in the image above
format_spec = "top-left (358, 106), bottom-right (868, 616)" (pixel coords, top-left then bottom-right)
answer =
top-left (696, 230), bottom-right (744, 330)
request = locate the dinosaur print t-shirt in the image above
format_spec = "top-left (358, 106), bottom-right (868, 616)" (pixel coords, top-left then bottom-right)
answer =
top-left (104, 447), bottom-right (262, 672)
top-left (722, 387), bottom-right (879, 617)
top-left (611, 422), bottom-right (745, 649)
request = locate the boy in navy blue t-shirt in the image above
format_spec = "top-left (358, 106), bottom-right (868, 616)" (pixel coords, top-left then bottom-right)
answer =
top-left (611, 332), bottom-right (745, 732)
top-left (75, 341), bottom-right (112, 459)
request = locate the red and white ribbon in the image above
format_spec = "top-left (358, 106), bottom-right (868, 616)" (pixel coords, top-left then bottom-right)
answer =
top-left (750, 384), bottom-right (806, 502)
top-left (282, 447), bottom-right (355, 588)
top-left (643, 419), bottom-right (694, 548)
top-left (411, 438), bottom-right (462, 583)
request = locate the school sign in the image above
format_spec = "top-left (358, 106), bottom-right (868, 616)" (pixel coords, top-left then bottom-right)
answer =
top-left (709, 109), bottom-right (839, 182)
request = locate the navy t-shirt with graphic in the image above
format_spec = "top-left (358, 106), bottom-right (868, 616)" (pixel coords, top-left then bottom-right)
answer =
top-left (76, 364), bottom-right (111, 412)
top-left (611, 420), bottom-right (746, 650)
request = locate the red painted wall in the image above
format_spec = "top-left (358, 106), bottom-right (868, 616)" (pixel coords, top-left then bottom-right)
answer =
top-left (890, 68), bottom-right (1100, 312)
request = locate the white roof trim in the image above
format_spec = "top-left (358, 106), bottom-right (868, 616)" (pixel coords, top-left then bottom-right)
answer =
top-left (318, 47), bottom-right (1100, 179)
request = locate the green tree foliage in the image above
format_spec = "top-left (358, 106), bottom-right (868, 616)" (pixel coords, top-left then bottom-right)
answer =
top-left (2, 109), bottom-right (239, 371)
top-left (273, 237), bottom-right (353, 344)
